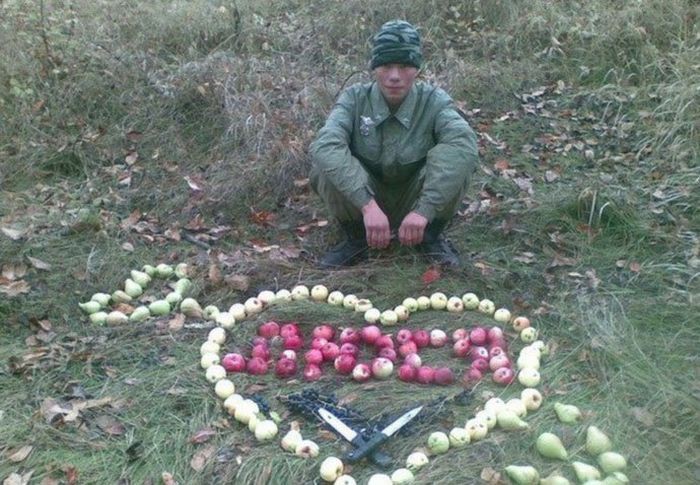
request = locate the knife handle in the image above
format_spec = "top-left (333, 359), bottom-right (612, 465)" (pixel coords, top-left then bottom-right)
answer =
top-left (347, 433), bottom-right (388, 463)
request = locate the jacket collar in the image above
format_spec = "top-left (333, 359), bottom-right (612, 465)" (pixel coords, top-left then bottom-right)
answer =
top-left (369, 82), bottom-right (417, 129)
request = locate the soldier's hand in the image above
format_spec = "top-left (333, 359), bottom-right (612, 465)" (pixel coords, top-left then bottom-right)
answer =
top-left (361, 199), bottom-right (391, 248)
top-left (398, 211), bottom-right (428, 246)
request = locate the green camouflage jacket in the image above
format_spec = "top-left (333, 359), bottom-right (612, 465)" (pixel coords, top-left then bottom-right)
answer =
top-left (309, 81), bottom-right (479, 221)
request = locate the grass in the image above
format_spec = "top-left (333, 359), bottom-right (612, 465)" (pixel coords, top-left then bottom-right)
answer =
top-left (2, 0), bottom-right (699, 483)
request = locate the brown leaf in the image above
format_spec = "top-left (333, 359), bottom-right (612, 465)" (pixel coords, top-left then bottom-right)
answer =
top-left (124, 151), bottom-right (138, 166)
top-left (126, 130), bottom-right (143, 142)
top-left (190, 445), bottom-right (216, 471)
top-left (120, 210), bottom-right (142, 230)
top-left (26, 256), bottom-right (51, 271)
top-left (62, 466), bottom-right (78, 485)
top-left (629, 261), bottom-right (641, 273)
top-left (421, 266), bottom-right (441, 285)
top-left (544, 169), bottom-right (560, 182)
top-left (630, 407), bottom-right (655, 427)
top-left (0, 280), bottom-right (31, 297)
top-left (121, 242), bottom-right (135, 252)
top-left (249, 209), bottom-right (276, 227)
top-left (40, 478), bottom-right (60, 485)
top-left (1, 226), bottom-right (25, 240)
top-left (3, 472), bottom-right (33, 485)
top-left (493, 159), bottom-right (510, 172)
top-left (513, 252), bottom-right (536, 264)
top-left (208, 263), bottom-right (222, 285)
top-left (549, 254), bottom-right (578, 268)
top-left (480, 466), bottom-right (503, 484)
top-left (224, 274), bottom-right (249, 292)
top-left (95, 414), bottom-right (126, 435)
top-left (168, 314), bottom-right (185, 332)
top-left (183, 175), bottom-right (204, 192)
top-left (2, 263), bottom-right (27, 280)
top-left (189, 428), bottom-right (217, 445)
top-left (161, 472), bottom-right (177, 485)
top-left (7, 445), bottom-right (33, 462)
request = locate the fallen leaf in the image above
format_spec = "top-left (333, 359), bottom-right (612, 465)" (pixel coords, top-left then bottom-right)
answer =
top-left (548, 254), bottom-right (578, 268)
top-left (121, 242), bottom-right (135, 252)
top-left (124, 151), bottom-right (138, 166)
top-left (1, 227), bottom-right (25, 240)
top-left (7, 445), bottom-right (33, 462)
top-left (544, 169), bottom-right (560, 182)
top-left (190, 445), bottom-right (216, 471)
top-left (39, 478), bottom-right (60, 485)
top-left (183, 175), bottom-right (204, 192)
top-left (494, 159), bottom-right (510, 171)
top-left (3, 472), bottom-right (33, 485)
top-left (120, 210), bottom-right (142, 230)
top-left (161, 472), bottom-right (177, 485)
top-left (189, 428), bottom-right (217, 445)
top-left (94, 414), bottom-right (126, 436)
top-left (224, 274), bottom-right (249, 291)
top-left (421, 266), bottom-right (441, 285)
top-left (513, 252), bottom-right (536, 264)
top-left (0, 280), bottom-right (31, 297)
top-left (168, 314), bottom-right (185, 332)
top-left (62, 466), bottom-right (78, 485)
top-left (629, 261), bottom-right (641, 273)
top-left (249, 209), bottom-right (276, 227)
top-left (26, 256), bottom-right (51, 271)
top-left (2, 263), bottom-right (27, 280)
top-left (480, 466), bottom-right (502, 484)
top-left (630, 407), bottom-right (655, 427)
top-left (208, 263), bottom-right (222, 284)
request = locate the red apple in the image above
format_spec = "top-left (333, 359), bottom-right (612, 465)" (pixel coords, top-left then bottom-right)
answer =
top-left (283, 335), bottom-right (303, 351)
top-left (303, 364), bottom-right (322, 381)
top-left (221, 353), bottom-right (246, 373)
top-left (429, 329), bottom-right (448, 347)
top-left (434, 367), bottom-right (455, 386)
top-left (416, 366), bottom-right (435, 384)
top-left (471, 358), bottom-right (489, 372)
top-left (452, 328), bottom-right (468, 342)
top-left (339, 327), bottom-right (360, 345)
top-left (469, 326), bottom-right (488, 346)
top-left (312, 324), bottom-right (335, 341)
top-left (304, 349), bottom-right (324, 365)
top-left (487, 326), bottom-right (504, 342)
top-left (334, 354), bottom-right (356, 374)
top-left (311, 337), bottom-right (328, 350)
top-left (463, 368), bottom-right (483, 385)
top-left (352, 363), bottom-right (372, 382)
top-left (361, 325), bottom-right (382, 344)
top-left (404, 353), bottom-right (422, 369)
top-left (412, 330), bottom-right (430, 348)
top-left (396, 328), bottom-right (413, 345)
top-left (371, 357), bottom-right (394, 379)
top-left (398, 364), bottom-right (417, 382)
top-left (251, 345), bottom-right (270, 361)
top-left (469, 346), bottom-right (489, 362)
top-left (489, 354), bottom-right (511, 371)
top-left (275, 357), bottom-right (297, 378)
top-left (488, 346), bottom-right (505, 359)
top-left (281, 349), bottom-right (297, 361)
top-left (246, 357), bottom-right (268, 375)
top-left (258, 320), bottom-right (280, 339)
top-left (280, 322), bottom-right (300, 339)
top-left (492, 367), bottom-right (515, 385)
top-left (251, 336), bottom-right (268, 348)
top-left (321, 342), bottom-right (340, 361)
top-left (339, 342), bottom-right (359, 357)
top-left (453, 338), bottom-right (471, 358)
top-left (378, 347), bottom-right (398, 363)
top-left (398, 341), bottom-right (418, 358)
top-left (374, 335), bottom-right (394, 349)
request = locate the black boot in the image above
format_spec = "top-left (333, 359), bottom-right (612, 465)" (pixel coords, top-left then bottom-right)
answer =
top-left (319, 221), bottom-right (368, 269)
top-left (419, 220), bottom-right (460, 267)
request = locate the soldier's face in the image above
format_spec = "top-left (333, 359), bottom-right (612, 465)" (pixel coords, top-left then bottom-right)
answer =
top-left (374, 63), bottom-right (418, 109)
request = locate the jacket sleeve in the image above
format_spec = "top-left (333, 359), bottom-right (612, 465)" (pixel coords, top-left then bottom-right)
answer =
top-left (309, 88), bottom-right (374, 210)
top-left (413, 105), bottom-right (479, 221)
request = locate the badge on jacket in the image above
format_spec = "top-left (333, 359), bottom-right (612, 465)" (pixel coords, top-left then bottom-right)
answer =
top-left (360, 116), bottom-right (374, 136)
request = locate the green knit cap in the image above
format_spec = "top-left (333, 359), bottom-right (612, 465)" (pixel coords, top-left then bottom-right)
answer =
top-left (370, 20), bottom-right (422, 70)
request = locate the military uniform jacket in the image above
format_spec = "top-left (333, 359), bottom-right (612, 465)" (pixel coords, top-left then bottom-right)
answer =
top-left (309, 81), bottom-right (479, 221)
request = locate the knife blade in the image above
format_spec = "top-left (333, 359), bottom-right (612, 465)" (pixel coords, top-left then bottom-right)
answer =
top-left (346, 405), bottom-right (423, 463)
top-left (318, 408), bottom-right (392, 468)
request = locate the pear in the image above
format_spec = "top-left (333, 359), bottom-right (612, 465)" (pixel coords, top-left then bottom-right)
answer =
top-left (554, 403), bottom-right (582, 424)
top-left (504, 465), bottom-right (539, 485)
top-left (597, 452), bottom-right (626, 473)
top-left (90, 292), bottom-right (111, 306)
top-left (112, 290), bottom-right (132, 304)
top-left (155, 263), bottom-right (174, 278)
top-left (497, 410), bottom-right (529, 431)
top-left (130, 269), bottom-right (151, 287)
top-left (105, 310), bottom-right (128, 326)
top-left (180, 298), bottom-right (203, 318)
top-left (601, 472), bottom-right (629, 484)
top-left (149, 299), bottom-right (171, 316)
top-left (585, 426), bottom-right (612, 455)
top-left (572, 461), bottom-right (601, 483)
top-left (174, 277), bottom-right (191, 295)
top-left (536, 432), bottom-right (568, 460)
top-left (89, 311), bottom-right (108, 325)
top-left (79, 301), bottom-right (102, 314)
top-left (129, 305), bottom-right (151, 322)
top-left (124, 278), bottom-right (143, 298)
top-left (539, 473), bottom-right (571, 485)
top-left (142, 264), bottom-right (157, 277)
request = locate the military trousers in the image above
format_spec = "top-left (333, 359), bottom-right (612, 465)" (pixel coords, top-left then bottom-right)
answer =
top-left (310, 162), bottom-right (468, 231)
